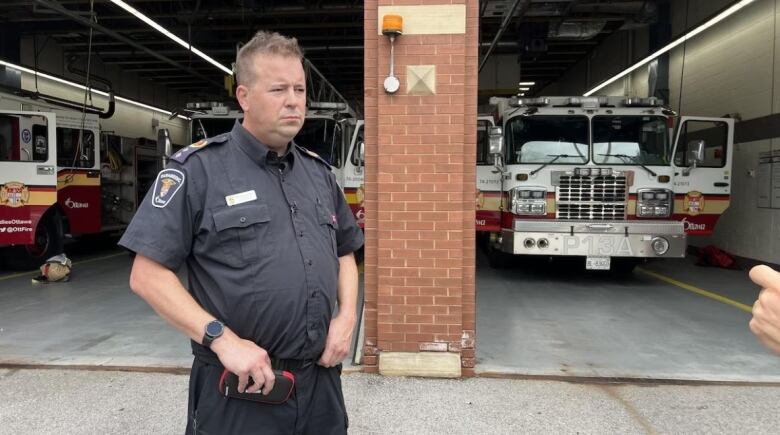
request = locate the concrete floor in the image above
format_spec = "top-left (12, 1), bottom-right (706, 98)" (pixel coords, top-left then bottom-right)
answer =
top-left (0, 238), bottom-right (363, 370)
top-left (3, 240), bottom-right (780, 383)
top-left (0, 247), bottom-right (191, 368)
top-left (476, 253), bottom-right (780, 381)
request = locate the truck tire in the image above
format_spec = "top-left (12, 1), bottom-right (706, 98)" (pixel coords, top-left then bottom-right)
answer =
top-left (1, 213), bottom-right (63, 270)
top-left (487, 243), bottom-right (510, 268)
top-left (610, 258), bottom-right (639, 275)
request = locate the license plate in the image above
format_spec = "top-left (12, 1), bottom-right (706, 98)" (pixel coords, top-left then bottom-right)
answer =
top-left (586, 256), bottom-right (611, 270)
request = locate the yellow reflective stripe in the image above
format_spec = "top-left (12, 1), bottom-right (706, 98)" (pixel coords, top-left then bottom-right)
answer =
top-left (673, 198), bottom-right (730, 214)
top-left (25, 190), bottom-right (57, 206)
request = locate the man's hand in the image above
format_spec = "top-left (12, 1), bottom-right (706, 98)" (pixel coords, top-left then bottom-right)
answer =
top-left (318, 314), bottom-right (355, 367)
top-left (211, 330), bottom-right (275, 395)
top-left (749, 265), bottom-right (780, 355)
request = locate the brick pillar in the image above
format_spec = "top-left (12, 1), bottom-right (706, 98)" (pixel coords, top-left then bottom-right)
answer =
top-left (363, 1), bottom-right (478, 378)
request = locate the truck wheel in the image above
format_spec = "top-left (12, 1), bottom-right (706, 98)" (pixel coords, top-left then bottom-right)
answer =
top-left (611, 258), bottom-right (638, 275)
top-left (487, 243), bottom-right (510, 268)
top-left (1, 214), bottom-right (63, 270)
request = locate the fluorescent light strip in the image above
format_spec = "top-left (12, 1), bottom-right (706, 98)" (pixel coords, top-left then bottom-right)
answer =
top-left (0, 59), bottom-right (188, 119)
top-left (584, 0), bottom-right (756, 96)
top-left (518, 82), bottom-right (535, 86)
top-left (109, 0), bottom-right (233, 76)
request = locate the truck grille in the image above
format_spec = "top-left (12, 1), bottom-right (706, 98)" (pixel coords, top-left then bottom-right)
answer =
top-left (556, 175), bottom-right (627, 220)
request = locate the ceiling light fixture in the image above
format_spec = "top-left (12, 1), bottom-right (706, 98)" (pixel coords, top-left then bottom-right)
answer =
top-left (0, 59), bottom-right (188, 119)
top-left (518, 82), bottom-right (535, 86)
top-left (108, 0), bottom-right (233, 76)
top-left (584, 0), bottom-right (756, 96)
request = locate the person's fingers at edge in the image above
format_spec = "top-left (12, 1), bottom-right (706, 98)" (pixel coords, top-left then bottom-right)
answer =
top-left (749, 265), bottom-right (780, 289)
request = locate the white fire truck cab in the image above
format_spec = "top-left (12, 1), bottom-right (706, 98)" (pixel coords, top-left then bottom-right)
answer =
top-left (184, 101), bottom-right (366, 228)
top-left (478, 96), bottom-right (734, 272)
top-left (0, 90), bottom-right (129, 269)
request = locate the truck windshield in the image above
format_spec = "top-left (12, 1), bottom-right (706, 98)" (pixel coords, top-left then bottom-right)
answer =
top-left (592, 115), bottom-right (670, 165)
top-left (506, 115), bottom-right (589, 164)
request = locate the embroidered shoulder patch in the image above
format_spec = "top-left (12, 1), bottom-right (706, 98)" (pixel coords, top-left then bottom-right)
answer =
top-left (296, 144), bottom-right (331, 168)
top-left (151, 169), bottom-right (185, 208)
top-left (170, 133), bottom-right (230, 164)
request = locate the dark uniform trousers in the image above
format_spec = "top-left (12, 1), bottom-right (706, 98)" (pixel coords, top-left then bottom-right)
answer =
top-left (186, 359), bottom-right (348, 435)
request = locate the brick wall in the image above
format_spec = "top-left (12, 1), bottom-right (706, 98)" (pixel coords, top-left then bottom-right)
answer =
top-left (363, 0), bottom-right (478, 377)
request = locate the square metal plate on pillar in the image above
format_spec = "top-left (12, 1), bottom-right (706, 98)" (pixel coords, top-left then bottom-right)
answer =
top-left (406, 65), bottom-right (436, 95)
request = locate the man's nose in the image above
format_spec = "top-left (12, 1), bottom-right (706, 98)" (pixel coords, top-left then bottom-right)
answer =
top-left (283, 89), bottom-right (299, 105)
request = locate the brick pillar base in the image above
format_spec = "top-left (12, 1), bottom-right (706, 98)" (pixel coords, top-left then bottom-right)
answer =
top-left (363, 0), bottom-right (478, 378)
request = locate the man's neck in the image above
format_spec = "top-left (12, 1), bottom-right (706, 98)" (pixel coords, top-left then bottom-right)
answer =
top-left (241, 122), bottom-right (290, 155)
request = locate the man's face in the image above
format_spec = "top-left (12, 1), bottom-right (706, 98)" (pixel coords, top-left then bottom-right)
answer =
top-left (237, 53), bottom-right (306, 149)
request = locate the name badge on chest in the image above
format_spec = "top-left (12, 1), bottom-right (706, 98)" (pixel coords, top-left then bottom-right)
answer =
top-left (225, 190), bottom-right (257, 206)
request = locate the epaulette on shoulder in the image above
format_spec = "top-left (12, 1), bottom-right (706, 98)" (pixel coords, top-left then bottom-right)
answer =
top-left (296, 144), bottom-right (331, 168)
top-left (170, 133), bottom-right (229, 164)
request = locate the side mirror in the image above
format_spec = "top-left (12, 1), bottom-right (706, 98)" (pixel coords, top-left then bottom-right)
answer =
top-left (488, 126), bottom-right (504, 155)
top-left (683, 139), bottom-right (705, 176)
top-left (357, 141), bottom-right (365, 165)
top-left (157, 128), bottom-right (173, 166)
top-left (687, 139), bottom-right (704, 165)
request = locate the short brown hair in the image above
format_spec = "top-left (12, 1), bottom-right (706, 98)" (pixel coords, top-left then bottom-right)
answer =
top-left (235, 31), bottom-right (304, 86)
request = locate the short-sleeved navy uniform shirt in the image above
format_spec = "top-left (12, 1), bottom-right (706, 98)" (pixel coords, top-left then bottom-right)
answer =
top-left (119, 121), bottom-right (364, 361)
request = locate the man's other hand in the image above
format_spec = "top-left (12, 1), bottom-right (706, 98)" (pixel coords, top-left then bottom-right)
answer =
top-left (318, 314), bottom-right (355, 367)
top-left (749, 265), bottom-right (780, 355)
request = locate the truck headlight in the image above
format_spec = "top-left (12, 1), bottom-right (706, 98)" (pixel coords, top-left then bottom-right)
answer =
top-left (509, 187), bottom-right (547, 216)
top-left (637, 188), bottom-right (672, 218)
top-left (511, 187), bottom-right (547, 215)
top-left (651, 237), bottom-right (670, 255)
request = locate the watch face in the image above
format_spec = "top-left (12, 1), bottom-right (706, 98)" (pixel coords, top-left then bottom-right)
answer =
top-left (206, 320), bottom-right (223, 337)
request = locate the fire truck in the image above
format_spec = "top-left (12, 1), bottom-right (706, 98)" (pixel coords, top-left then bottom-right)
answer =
top-left (477, 96), bottom-right (734, 272)
top-left (183, 101), bottom-right (366, 228)
top-left (0, 89), bottom-right (170, 269)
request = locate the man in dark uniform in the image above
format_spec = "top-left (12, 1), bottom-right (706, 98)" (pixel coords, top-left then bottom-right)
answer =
top-left (120, 31), bottom-right (363, 434)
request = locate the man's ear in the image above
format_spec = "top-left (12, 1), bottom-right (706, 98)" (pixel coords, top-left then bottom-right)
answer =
top-left (236, 85), bottom-right (250, 112)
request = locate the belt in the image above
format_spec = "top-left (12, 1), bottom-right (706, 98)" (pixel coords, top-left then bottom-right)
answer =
top-left (192, 346), bottom-right (314, 371)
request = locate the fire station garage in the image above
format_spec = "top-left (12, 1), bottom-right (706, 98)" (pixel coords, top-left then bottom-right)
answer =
top-left (2, 0), bottom-right (780, 396)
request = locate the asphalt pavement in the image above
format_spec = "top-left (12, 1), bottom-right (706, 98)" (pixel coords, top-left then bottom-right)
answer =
top-left (1, 368), bottom-right (780, 435)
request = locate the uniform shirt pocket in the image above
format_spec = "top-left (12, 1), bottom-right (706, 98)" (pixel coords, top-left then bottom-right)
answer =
top-left (212, 203), bottom-right (271, 267)
top-left (316, 202), bottom-right (339, 258)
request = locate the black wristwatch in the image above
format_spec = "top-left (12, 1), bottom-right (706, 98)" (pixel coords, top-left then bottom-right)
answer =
top-left (202, 319), bottom-right (224, 348)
